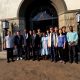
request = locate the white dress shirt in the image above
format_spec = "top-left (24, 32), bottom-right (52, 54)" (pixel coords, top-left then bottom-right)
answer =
top-left (5, 35), bottom-right (14, 48)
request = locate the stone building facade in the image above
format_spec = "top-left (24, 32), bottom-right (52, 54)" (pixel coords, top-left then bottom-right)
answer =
top-left (0, 0), bottom-right (80, 50)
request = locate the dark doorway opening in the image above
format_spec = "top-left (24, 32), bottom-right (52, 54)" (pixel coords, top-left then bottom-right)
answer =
top-left (32, 19), bottom-right (58, 32)
top-left (19, 0), bottom-right (58, 31)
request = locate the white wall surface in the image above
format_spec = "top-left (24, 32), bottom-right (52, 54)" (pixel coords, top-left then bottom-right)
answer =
top-left (0, 0), bottom-right (80, 19)
top-left (0, 0), bottom-right (22, 19)
top-left (64, 0), bottom-right (80, 10)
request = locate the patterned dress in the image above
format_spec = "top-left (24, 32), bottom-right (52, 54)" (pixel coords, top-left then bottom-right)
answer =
top-left (41, 36), bottom-right (48, 56)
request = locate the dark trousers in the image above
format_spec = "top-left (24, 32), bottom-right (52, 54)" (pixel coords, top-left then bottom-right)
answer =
top-left (54, 47), bottom-right (59, 61)
top-left (24, 46), bottom-right (30, 60)
top-left (33, 47), bottom-right (36, 60)
top-left (33, 47), bottom-right (40, 60)
top-left (36, 47), bottom-right (40, 60)
top-left (49, 46), bottom-right (55, 61)
top-left (64, 43), bottom-right (69, 62)
top-left (17, 46), bottom-right (23, 58)
top-left (29, 46), bottom-right (33, 59)
top-left (58, 47), bottom-right (64, 61)
top-left (68, 45), bottom-right (78, 63)
top-left (7, 48), bottom-right (13, 62)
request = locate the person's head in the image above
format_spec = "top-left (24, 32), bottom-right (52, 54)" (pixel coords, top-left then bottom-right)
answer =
top-left (62, 26), bottom-right (66, 32)
top-left (43, 32), bottom-right (46, 37)
top-left (59, 28), bottom-right (63, 34)
top-left (69, 26), bottom-right (73, 32)
top-left (54, 27), bottom-right (58, 33)
top-left (29, 30), bottom-right (33, 35)
top-left (37, 29), bottom-right (41, 33)
top-left (16, 31), bottom-right (20, 36)
top-left (46, 29), bottom-right (49, 34)
top-left (33, 30), bottom-right (36, 34)
top-left (50, 27), bottom-right (53, 33)
top-left (24, 29), bottom-right (27, 33)
top-left (7, 31), bottom-right (11, 36)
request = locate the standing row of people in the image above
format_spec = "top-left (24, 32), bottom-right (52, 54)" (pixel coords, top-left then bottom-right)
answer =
top-left (48, 26), bottom-right (78, 64)
top-left (4, 26), bottom-right (79, 64)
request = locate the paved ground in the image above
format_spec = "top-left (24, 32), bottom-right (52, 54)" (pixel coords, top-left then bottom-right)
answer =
top-left (0, 60), bottom-right (80, 80)
top-left (0, 51), bottom-right (80, 80)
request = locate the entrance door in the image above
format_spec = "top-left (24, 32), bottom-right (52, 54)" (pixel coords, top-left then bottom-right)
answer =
top-left (24, 0), bottom-right (58, 31)
top-left (30, 10), bottom-right (58, 31)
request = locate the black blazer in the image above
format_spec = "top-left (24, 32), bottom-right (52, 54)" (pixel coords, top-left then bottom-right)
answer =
top-left (14, 35), bottom-right (24, 46)
top-left (32, 34), bottom-right (40, 48)
top-left (28, 34), bottom-right (41, 48)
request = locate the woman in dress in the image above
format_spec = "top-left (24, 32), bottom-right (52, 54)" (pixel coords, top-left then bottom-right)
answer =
top-left (41, 32), bottom-right (48, 60)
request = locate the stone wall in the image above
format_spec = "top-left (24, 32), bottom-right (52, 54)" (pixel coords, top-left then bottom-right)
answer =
top-left (19, 18), bottom-right (25, 33)
top-left (0, 21), bottom-right (3, 51)
top-left (0, 0), bottom-right (79, 50)
top-left (0, 0), bottom-right (22, 19)
top-left (59, 12), bottom-right (78, 31)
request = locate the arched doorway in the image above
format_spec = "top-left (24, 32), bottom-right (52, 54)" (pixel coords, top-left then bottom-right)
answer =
top-left (30, 4), bottom-right (58, 31)
top-left (18, 0), bottom-right (67, 31)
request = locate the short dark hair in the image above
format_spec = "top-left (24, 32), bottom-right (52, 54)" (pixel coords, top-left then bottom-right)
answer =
top-left (69, 26), bottom-right (73, 29)
top-left (62, 26), bottom-right (66, 29)
top-left (17, 30), bottom-right (20, 32)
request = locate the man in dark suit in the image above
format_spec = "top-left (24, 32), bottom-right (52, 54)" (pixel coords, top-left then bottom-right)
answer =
top-left (14, 31), bottom-right (24, 60)
top-left (28, 30), bottom-right (33, 60)
top-left (23, 29), bottom-right (29, 60)
top-left (32, 30), bottom-right (40, 61)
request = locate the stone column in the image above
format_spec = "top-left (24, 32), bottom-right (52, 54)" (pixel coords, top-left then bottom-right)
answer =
top-left (19, 18), bottom-right (25, 34)
top-left (8, 18), bottom-right (19, 34)
top-left (0, 21), bottom-right (3, 51)
top-left (59, 12), bottom-right (77, 31)
top-left (65, 13), bottom-right (77, 31)
top-left (59, 13), bottom-right (66, 28)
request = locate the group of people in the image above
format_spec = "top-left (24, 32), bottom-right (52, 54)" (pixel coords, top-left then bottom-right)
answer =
top-left (4, 26), bottom-right (79, 64)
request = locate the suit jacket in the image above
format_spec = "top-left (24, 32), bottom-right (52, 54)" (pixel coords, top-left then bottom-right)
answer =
top-left (32, 34), bottom-right (40, 48)
top-left (23, 33), bottom-right (29, 46)
top-left (48, 32), bottom-right (58, 47)
top-left (14, 35), bottom-right (24, 46)
top-left (28, 34), bottom-right (33, 47)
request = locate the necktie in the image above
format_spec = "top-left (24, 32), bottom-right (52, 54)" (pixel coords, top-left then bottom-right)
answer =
top-left (55, 34), bottom-right (57, 46)
top-left (51, 33), bottom-right (53, 45)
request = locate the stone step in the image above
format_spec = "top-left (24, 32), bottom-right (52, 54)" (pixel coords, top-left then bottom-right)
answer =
top-left (0, 51), bottom-right (6, 60)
